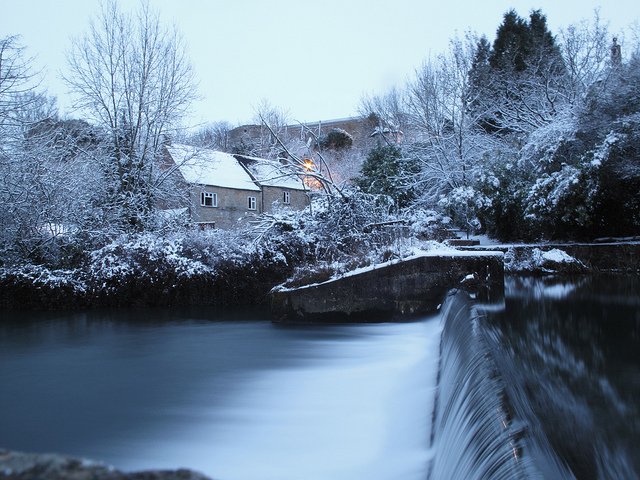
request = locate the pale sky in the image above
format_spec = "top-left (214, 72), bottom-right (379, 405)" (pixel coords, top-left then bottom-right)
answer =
top-left (2, 0), bottom-right (639, 129)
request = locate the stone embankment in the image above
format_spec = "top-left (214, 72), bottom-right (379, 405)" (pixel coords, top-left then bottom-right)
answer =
top-left (0, 450), bottom-right (212, 480)
top-left (271, 251), bottom-right (504, 323)
top-left (462, 241), bottom-right (640, 273)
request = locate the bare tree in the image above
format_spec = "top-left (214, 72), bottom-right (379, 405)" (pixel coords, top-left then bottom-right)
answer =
top-left (406, 36), bottom-right (503, 201)
top-left (188, 121), bottom-right (233, 151)
top-left (248, 99), bottom-right (291, 158)
top-left (359, 86), bottom-right (409, 142)
top-left (65, 0), bottom-right (197, 231)
top-left (559, 11), bottom-right (611, 101)
top-left (0, 35), bottom-right (47, 140)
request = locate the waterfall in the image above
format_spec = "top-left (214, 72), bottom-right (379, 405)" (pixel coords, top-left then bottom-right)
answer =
top-left (428, 291), bottom-right (544, 480)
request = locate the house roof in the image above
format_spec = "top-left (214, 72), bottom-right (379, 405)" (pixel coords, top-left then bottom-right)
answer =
top-left (167, 144), bottom-right (260, 191)
top-left (235, 155), bottom-right (308, 191)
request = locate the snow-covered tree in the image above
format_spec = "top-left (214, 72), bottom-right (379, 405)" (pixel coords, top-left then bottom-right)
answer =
top-left (469, 10), bottom-right (570, 137)
top-left (358, 87), bottom-right (409, 141)
top-left (65, 0), bottom-right (197, 232)
top-left (404, 34), bottom-right (506, 232)
top-left (188, 121), bottom-right (233, 151)
top-left (558, 11), bottom-right (612, 103)
top-left (355, 144), bottom-right (417, 208)
top-left (0, 36), bottom-right (75, 264)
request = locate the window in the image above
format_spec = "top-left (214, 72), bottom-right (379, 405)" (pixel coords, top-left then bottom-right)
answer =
top-left (283, 191), bottom-right (291, 204)
top-left (248, 196), bottom-right (257, 210)
top-left (201, 191), bottom-right (217, 207)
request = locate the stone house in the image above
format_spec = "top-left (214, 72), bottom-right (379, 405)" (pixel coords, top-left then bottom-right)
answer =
top-left (163, 144), bottom-right (308, 229)
top-left (234, 154), bottom-right (309, 214)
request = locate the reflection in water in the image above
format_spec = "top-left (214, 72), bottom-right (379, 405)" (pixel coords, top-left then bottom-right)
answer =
top-left (1, 275), bottom-right (638, 480)
top-left (0, 310), bottom-right (442, 480)
top-left (484, 275), bottom-right (640, 480)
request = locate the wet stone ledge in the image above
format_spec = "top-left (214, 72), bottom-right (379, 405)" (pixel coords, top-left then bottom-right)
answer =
top-left (270, 251), bottom-right (504, 323)
top-left (0, 450), bottom-right (213, 480)
top-left (462, 241), bottom-right (640, 273)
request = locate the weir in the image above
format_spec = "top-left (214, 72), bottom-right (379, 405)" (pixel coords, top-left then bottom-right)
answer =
top-left (430, 290), bottom-right (572, 480)
top-left (271, 251), bottom-right (504, 322)
top-left (268, 251), bottom-right (591, 478)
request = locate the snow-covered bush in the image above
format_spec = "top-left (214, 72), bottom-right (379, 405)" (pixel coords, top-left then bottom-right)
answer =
top-left (437, 186), bottom-right (488, 237)
top-left (405, 209), bottom-right (452, 241)
top-left (524, 162), bottom-right (600, 238)
top-left (89, 234), bottom-right (212, 285)
top-left (319, 128), bottom-right (353, 150)
top-left (0, 264), bottom-right (87, 309)
top-left (504, 247), bottom-right (587, 274)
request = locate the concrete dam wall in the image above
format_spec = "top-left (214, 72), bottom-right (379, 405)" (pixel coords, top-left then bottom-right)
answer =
top-left (270, 251), bottom-right (504, 323)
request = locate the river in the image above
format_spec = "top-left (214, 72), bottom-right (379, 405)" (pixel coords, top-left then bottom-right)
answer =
top-left (0, 308), bottom-right (442, 480)
top-left (0, 275), bottom-right (638, 479)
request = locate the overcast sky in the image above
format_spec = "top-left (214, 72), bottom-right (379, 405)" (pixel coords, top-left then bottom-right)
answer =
top-left (2, 0), bottom-right (639, 128)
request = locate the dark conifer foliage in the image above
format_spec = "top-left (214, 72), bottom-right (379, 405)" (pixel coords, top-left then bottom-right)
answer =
top-left (489, 9), bottom-right (531, 72)
top-left (356, 144), bottom-right (417, 209)
top-left (470, 9), bottom-right (568, 135)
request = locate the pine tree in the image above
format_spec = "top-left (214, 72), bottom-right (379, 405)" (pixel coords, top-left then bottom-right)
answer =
top-left (489, 9), bottom-right (531, 72)
top-left (355, 145), bottom-right (417, 208)
top-left (468, 36), bottom-right (495, 131)
top-left (470, 9), bottom-right (568, 135)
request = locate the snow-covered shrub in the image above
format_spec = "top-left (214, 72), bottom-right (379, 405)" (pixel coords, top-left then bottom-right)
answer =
top-left (89, 233), bottom-right (211, 286)
top-left (319, 128), bottom-right (353, 150)
top-left (438, 186), bottom-right (487, 236)
top-left (476, 154), bottom-right (537, 241)
top-left (0, 264), bottom-right (87, 309)
top-left (524, 162), bottom-right (600, 238)
top-left (405, 209), bottom-right (452, 241)
top-left (250, 189), bottom-right (440, 289)
top-left (519, 109), bottom-right (578, 173)
top-left (504, 247), bottom-right (587, 274)
top-left (272, 189), bottom-right (396, 263)
top-left (83, 228), bottom-right (305, 307)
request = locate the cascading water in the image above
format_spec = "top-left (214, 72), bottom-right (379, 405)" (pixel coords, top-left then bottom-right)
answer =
top-left (428, 290), bottom-right (561, 480)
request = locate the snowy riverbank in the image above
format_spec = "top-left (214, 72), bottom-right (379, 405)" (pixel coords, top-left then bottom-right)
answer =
top-left (2, 236), bottom-right (639, 312)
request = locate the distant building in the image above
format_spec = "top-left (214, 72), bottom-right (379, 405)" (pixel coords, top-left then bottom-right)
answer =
top-left (227, 115), bottom-right (402, 157)
top-left (163, 144), bottom-right (308, 229)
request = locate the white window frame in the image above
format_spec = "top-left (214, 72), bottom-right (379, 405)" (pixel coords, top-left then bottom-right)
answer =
top-left (248, 196), bottom-right (257, 210)
top-left (283, 191), bottom-right (291, 204)
top-left (201, 191), bottom-right (218, 207)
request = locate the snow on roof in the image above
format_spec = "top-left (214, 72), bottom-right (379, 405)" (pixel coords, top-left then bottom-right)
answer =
top-left (238, 156), bottom-right (307, 191)
top-left (167, 144), bottom-right (260, 191)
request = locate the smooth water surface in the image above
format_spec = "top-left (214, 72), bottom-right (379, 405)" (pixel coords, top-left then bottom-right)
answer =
top-left (483, 276), bottom-right (640, 480)
top-left (0, 308), bottom-right (442, 480)
top-left (2, 275), bottom-right (638, 480)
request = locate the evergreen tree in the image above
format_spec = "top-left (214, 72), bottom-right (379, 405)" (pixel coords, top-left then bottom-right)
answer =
top-left (489, 9), bottom-right (531, 72)
top-left (528, 10), bottom-right (567, 77)
top-left (468, 36), bottom-right (495, 131)
top-left (355, 145), bottom-right (417, 208)
top-left (470, 9), bottom-right (568, 135)
top-left (469, 36), bottom-right (492, 91)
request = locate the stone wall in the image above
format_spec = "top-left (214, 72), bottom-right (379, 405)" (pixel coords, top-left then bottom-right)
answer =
top-left (189, 186), bottom-right (261, 229)
top-left (261, 186), bottom-right (309, 213)
top-left (463, 242), bottom-right (640, 273)
top-left (228, 116), bottom-right (385, 156)
top-left (271, 252), bottom-right (504, 323)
